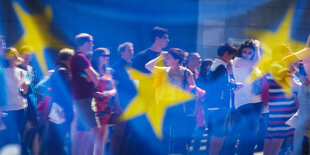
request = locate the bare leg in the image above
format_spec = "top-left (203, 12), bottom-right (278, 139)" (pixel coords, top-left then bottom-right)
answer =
top-left (209, 136), bottom-right (225, 155)
top-left (263, 139), bottom-right (271, 155)
top-left (264, 138), bottom-right (283, 155)
top-left (84, 127), bottom-right (99, 155)
top-left (94, 125), bottom-right (108, 155)
top-left (72, 131), bottom-right (88, 155)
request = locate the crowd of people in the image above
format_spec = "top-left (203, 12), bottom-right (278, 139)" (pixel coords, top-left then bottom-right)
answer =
top-left (0, 27), bottom-right (310, 155)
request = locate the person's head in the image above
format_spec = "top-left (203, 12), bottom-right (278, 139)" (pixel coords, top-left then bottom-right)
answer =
top-left (4, 47), bottom-right (23, 68)
top-left (164, 48), bottom-right (186, 67)
top-left (91, 47), bottom-right (110, 72)
top-left (19, 45), bottom-right (34, 65)
top-left (151, 26), bottom-right (169, 49)
top-left (217, 43), bottom-right (237, 63)
top-left (56, 48), bottom-right (74, 67)
top-left (187, 53), bottom-right (202, 68)
top-left (118, 42), bottom-right (134, 63)
top-left (199, 59), bottom-right (213, 77)
top-left (238, 40), bottom-right (256, 60)
top-left (0, 35), bottom-right (6, 56)
top-left (74, 33), bottom-right (94, 53)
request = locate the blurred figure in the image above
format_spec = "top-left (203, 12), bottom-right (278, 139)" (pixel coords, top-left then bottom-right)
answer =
top-left (232, 40), bottom-right (262, 155)
top-left (186, 53), bottom-right (202, 79)
top-left (196, 59), bottom-right (213, 125)
top-left (205, 43), bottom-right (237, 155)
top-left (196, 59), bottom-right (213, 96)
top-left (0, 48), bottom-right (29, 150)
top-left (91, 48), bottom-right (116, 155)
top-left (71, 33), bottom-right (99, 155)
top-left (281, 35), bottom-right (310, 154)
top-left (145, 48), bottom-right (195, 154)
top-left (0, 35), bottom-right (7, 148)
top-left (130, 27), bottom-right (170, 155)
top-left (17, 45), bottom-right (39, 155)
top-left (43, 48), bottom-right (75, 155)
top-left (111, 42), bottom-right (138, 155)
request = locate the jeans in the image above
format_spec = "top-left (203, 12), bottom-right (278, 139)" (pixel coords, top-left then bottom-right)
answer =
top-left (237, 102), bottom-right (263, 155)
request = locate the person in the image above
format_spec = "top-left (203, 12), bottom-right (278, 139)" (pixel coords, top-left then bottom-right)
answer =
top-left (130, 27), bottom-right (169, 155)
top-left (0, 35), bottom-right (7, 148)
top-left (132, 26), bottom-right (169, 73)
top-left (17, 45), bottom-right (39, 155)
top-left (196, 59), bottom-right (213, 88)
top-left (145, 48), bottom-right (196, 154)
top-left (70, 33), bottom-right (99, 155)
top-left (262, 72), bottom-right (297, 155)
top-left (195, 59), bottom-right (213, 124)
top-left (39, 48), bottom-right (74, 155)
top-left (90, 47), bottom-right (116, 155)
top-left (189, 59), bottom-right (213, 154)
top-left (205, 43), bottom-right (237, 155)
top-left (281, 34), bottom-right (310, 155)
top-left (0, 47), bottom-right (29, 150)
top-left (112, 42), bottom-right (136, 109)
top-left (231, 40), bottom-right (263, 155)
top-left (186, 53), bottom-right (202, 79)
top-left (111, 42), bottom-right (138, 155)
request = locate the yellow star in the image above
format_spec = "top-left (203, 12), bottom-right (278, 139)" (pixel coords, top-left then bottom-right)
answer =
top-left (120, 68), bottom-right (194, 138)
top-left (12, 2), bottom-right (69, 72)
top-left (245, 7), bottom-right (306, 96)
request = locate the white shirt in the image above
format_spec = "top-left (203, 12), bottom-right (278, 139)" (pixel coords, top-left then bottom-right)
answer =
top-left (232, 57), bottom-right (262, 109)
top-left (2, 67), bottom-right (28, 111)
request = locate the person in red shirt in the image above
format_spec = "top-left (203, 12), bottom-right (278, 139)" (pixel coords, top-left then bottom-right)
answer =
top-left (70, 33), bottom-right (99, 155)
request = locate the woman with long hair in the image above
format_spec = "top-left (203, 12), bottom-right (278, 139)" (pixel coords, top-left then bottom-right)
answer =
top-left (90, 48), bottom-right (116, 155)
top-left (232, 39), bottom-right (263, 155)
top-left (145, 48), bottom-right (195, 154)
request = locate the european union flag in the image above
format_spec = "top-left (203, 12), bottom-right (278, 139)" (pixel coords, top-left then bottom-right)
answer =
top-left (0, 0), bottom-right (198, 74)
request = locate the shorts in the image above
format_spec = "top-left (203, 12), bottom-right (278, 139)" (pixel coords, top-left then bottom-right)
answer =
top-left (207, 108), bottom-right (229, 137)
top-left (75, 98), bottom-right (97, 131)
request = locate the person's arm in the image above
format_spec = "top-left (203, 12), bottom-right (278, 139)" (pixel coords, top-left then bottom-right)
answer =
top-left (145, 56), bottom-right (162, 72)
top-left (94, 89), bottom-right (116, 98)
top-left (19, 70), bottom-right (29, 95)
top-left (84, 67), bottom-right (99, 86)
top-left (186, 71), bottom-right (195, 87)
top-left (253, 40), bottom-right (261, 62)
top-left (145, 52), bottom-right (167, 72)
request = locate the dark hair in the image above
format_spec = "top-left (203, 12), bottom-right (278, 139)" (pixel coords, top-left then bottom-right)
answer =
top-left (74, 33), bottom-right (93, 47)
top-left (56, 48), bottom-right (74, 65)
top-left (199, 59), bottom-right (213, 80)
top-left (237, 39), bottom-right (256, 58)
top-left (167, 48), bottom-right (186, 64)
top-left (117, 42), bottom-right (133, 54)
top-left (186, 53), bottom-right (200, 63)
top-left (150, 26), bottom-right (168, 43)
top-left (217, 43), bottom-right (237, 57)
top-left (91, 47), bottom-right (110, 73)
